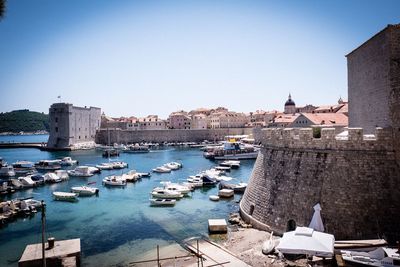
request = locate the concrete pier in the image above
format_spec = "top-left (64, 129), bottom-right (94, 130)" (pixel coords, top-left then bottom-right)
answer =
top-left (19, 238), bottom-right (80, 267)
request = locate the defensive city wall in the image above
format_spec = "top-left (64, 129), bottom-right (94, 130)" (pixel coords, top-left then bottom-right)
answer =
top-left (241, 127), bottom-right (400, 242)
top-left (95, 128), bottom-right (253, 144)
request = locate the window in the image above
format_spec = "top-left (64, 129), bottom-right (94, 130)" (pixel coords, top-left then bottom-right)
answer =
top-left (55, 127), bottom-right (58, 132)
top-left (55, 117), bottom-right (58, 123)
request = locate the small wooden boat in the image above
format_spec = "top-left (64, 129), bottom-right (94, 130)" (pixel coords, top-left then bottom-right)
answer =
top-left (149, 198), bottom-right (176, 206)
top-left (209, 195), bottom-right (220, 201)
top-left (262, 232), bottom-right (276, 255)
top-left (52, 192), bottom-right (78, 202)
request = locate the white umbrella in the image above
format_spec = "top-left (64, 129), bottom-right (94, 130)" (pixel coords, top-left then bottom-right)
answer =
top-left (276, 227), bottom-right (335, 257)
top-left (309, 203), bottom-right (325, 232)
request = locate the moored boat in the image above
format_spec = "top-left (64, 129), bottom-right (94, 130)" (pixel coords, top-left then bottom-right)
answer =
top-left (0, 165), bottom-right (15, 177)
top-left (34, 160), bottom-right (61, 171)
top-left (12, 161), bottom-right (36, 176)
top-left (59, 157), bottom-right (78, 166)
top-left (209, 195), bottom-right (220, 201)
top-left (55, 170), bottom-right (69, 181)
top-left (18, 175), bottom-right (36, 188)
top-left (44, 172), bottom-right (62, 183)
top-left (151, 188), bottom-right (183, 199)
top-left (67, 166), bottom-right (94, 177)
top-left (219, 160), bottom-right (240, 169)
top-left (102, 176), bottom-right (127, 186)
top-left (71, 186), bottom-right (99, 196)
top-left (218, 189), bottom-right (234, 198)
top-left (152, 166), bottom-right (172, 173)
top-left (149, 198), bottom-right (176, 206)
top-left (52, 192), bottom-right (78, 202)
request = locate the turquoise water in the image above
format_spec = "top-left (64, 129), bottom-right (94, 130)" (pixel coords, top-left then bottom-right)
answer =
top-left (0, 134), bottom-right (49, 143)
top-left (0, 135), bottom-right (255, 266)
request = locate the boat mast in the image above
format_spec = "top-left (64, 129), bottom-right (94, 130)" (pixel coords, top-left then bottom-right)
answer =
top-left (41, 200), bottom-right (46, 267)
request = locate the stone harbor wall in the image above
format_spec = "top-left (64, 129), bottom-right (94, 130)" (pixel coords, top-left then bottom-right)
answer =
top-left (95, 128), bottom-right (253, 144)
top-left (240, 127), bottom-right (400, 243)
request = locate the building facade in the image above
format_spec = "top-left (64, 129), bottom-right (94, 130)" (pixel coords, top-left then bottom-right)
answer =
top-left (47, 103), bottom-right (101, 149)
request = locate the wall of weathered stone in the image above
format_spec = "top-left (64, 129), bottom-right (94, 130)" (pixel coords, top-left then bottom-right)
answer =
top-left (240, 127), bottom-right (400, 243)
top-left (95, 128), bottom-right (253, 144)
top-left (348, 24), bottom-right (400, 134)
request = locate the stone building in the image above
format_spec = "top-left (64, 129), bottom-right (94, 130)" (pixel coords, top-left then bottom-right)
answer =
top-left (240, 24), bottom-right (400, 243)
top-left (128, 115), bottom-right (167, 130)
top-left (191, 114), bottom-right (208, 129)
top-left (47, 103), bottom-right (101, 149)
top-left (208, 111), bottom-right (248, 129)
top-left (168, 111), bottom-right (192, 129)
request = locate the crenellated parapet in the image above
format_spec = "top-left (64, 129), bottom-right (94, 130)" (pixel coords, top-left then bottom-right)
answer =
top-left (255, 127), bottom-right (394, 151)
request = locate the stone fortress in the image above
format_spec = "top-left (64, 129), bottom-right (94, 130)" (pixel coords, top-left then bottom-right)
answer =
top-left (240, 24), bottom-right (400, 243)
top-left (47, 103), bottom-right (101, 150)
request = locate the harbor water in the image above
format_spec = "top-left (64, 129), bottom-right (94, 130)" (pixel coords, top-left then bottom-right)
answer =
top-left (0, 135), bottom-right (255, 266)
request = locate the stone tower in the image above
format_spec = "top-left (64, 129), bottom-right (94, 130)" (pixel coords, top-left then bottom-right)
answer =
top-left (47, 103), bottom-right (101, 149)
top-left (284, 94), bottom-right (296, 114)
top-left (347, 24), bottom-right (400, 134)
top-left (240, 24), bottom-right (400, 243)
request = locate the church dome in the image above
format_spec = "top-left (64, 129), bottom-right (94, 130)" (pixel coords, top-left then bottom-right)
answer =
top-left (284, 94), bottom-right (295, 106)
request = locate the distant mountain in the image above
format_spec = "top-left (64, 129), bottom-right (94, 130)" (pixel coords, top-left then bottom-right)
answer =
top-left (0, 110), bottom-right (49, 133)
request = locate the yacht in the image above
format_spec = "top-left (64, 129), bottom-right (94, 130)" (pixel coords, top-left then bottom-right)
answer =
top-left (123, 144), bottom-right (150, 153)
top-left (122, 170), bottom-right (140, 182)
top-left (95, 162), bottom-right (114, 170)
top-left (186, 175), bottom-right (203, 188)
top-left (0, 165), bottom-right (15, 177)
top-left (30, 174), bottom-right (45, 185)
top-left (149, 198), bottom-right (176, 206)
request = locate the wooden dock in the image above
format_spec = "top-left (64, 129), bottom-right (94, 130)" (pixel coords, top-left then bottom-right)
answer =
top-left (185, 238), bottom-right (250, 267)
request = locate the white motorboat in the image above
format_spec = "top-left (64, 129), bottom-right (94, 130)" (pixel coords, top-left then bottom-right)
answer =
top-left (12, 161), bottom-right (36, 175)
top-left (52, 191), bottom-right (78, 202)
top-left (160, 181), bottom-right (192, 195)
top-left (59, 157), bottom-right (78, 166)
top-left (71, 186), bottom-right (99, 196)
top-left (122, 170), bottom-right (140, 182)
top-left (102, 176), bottom-right (127, 186)
top-left (187, 175), bottom-right (203, 188)
top-left (209, 195), bottom-right (220, 201)
top-left (341, 247), bottom-right (400, 267)
top-left (218, 189), bottom-right (234, 198)
top-left (95, 162), bottom-right (114, 170)
top-left (0, 165), bottom-right (16, 177)
top-left (214, 166), bottom-right (230, 172)
top-left (151, 188), bottom-right (183, 199)
top-left (44, 173), bottom-right (62, 183)
top-left (68, 166), bottom-right (94, 177)
top-left (9, 178), bottom-right (23, 190)
top-left (34, 160), bottom-right (62, 171)
top-left (152, 166), bottom-right (172, 173)
top-left (111, 161), bottom-right (128, 169)
top-left (87, 166), bottom-right (101, 174)
top-left (219, 160), bottom-right (240, 169)
top-left (18, 175), bottom-right (36, 188)
top-left (219, 181), bottom-right (247, 193)
top-left (55, 170), bottom-right (69, 181)
top-left (163, 162), bottom-right (182, 170)
top-left (149, 198), bottom-right (176, 206)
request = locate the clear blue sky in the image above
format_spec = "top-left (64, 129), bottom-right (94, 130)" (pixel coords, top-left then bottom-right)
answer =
top-left (0, 0), bottom-right (399, 118)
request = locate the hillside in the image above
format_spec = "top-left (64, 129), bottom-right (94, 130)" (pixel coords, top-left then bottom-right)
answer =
top-left (0, 110), bottom-right (49, 133)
